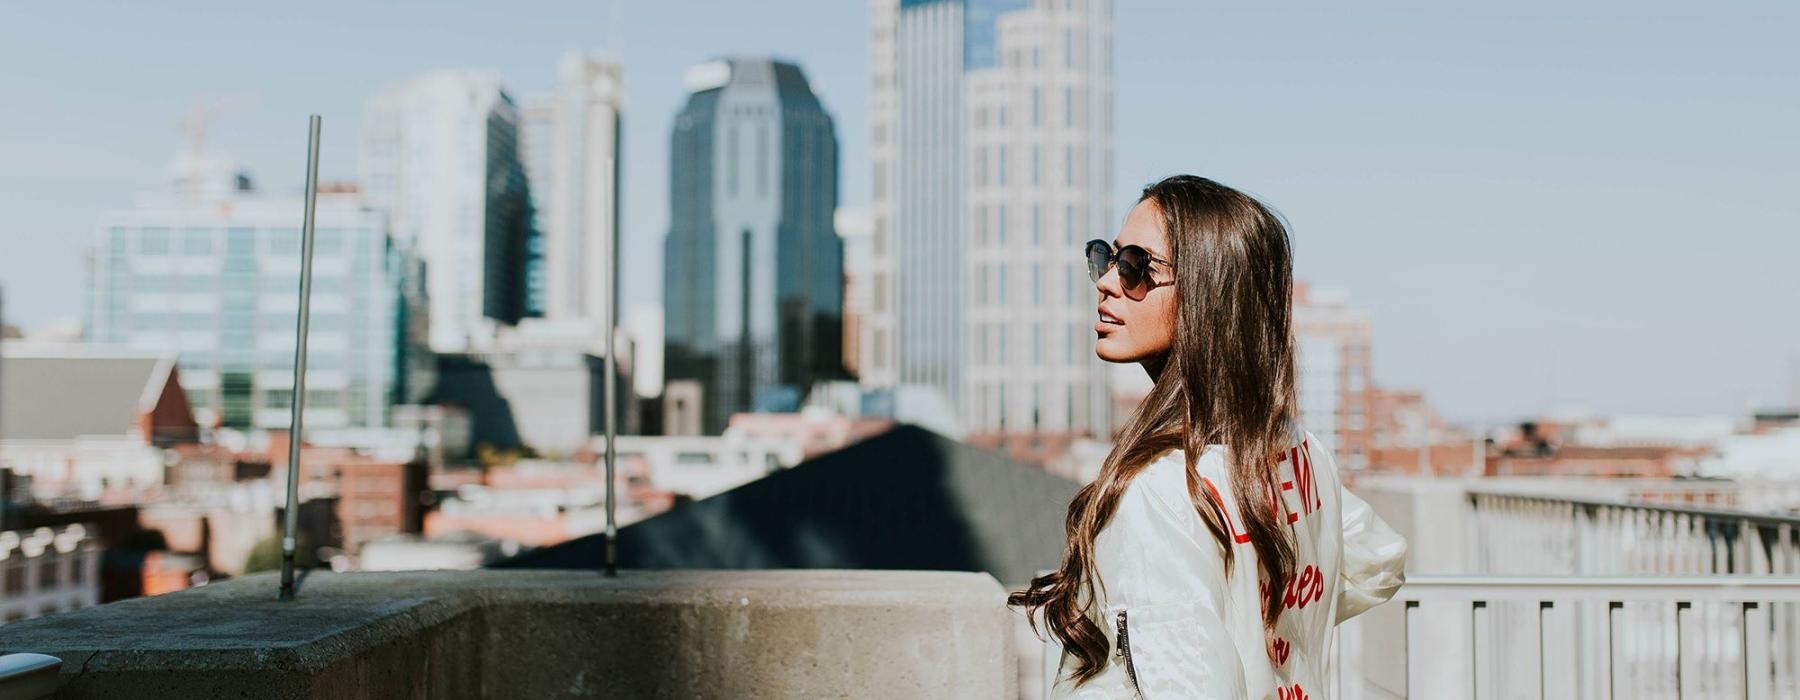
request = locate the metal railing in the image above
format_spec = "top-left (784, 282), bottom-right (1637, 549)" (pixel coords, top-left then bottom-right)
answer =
top-left (1468, 490), bottom-right (1800, 577)
top-left (1340, 575), bottom-right (1800, 700)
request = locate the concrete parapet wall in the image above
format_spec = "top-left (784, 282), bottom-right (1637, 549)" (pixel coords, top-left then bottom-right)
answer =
top-left (0, 569), bottom-right (1013, 699)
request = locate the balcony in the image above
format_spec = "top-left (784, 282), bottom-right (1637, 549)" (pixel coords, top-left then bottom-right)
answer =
top-left (8, 480), bottom-right (1800, 699)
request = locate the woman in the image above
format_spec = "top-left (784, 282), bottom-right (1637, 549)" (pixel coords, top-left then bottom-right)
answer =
top-left (1011, 175), bottom-right (1408, 699)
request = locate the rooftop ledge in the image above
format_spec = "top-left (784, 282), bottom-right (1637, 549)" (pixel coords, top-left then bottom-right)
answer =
top-left (0, 569), bottom-right (1015, 699)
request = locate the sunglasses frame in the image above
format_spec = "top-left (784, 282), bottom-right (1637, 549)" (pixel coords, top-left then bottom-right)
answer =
top-left (1084, 239), bottom-right (1174, 300)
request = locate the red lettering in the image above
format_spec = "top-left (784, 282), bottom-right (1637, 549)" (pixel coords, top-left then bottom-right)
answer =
top-left (1271, 637), bottom-right (1291, 666)
top-left (1276, 684), bottom-right (1310, 700)
top-left (1294, 441), bottom-right (1321, 515)
top-left (1275, 565), bottom-right (1326, 612)
top-left (1202, 477), bottom-right (1252, 544)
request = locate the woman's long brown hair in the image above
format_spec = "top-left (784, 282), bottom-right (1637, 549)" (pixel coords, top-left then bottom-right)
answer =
top-left (1008, 175), bottom-right (1300, 685)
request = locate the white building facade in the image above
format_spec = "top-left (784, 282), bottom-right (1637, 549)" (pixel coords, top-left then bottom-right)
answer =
top-left (85, 155), bottom-right (422, 430)
top-left (359, 71), bottom-right (536, 353)
top-left (867, 0), bottom-right (1114, 439)
top-left (522, 53), bottom-right (624, 344)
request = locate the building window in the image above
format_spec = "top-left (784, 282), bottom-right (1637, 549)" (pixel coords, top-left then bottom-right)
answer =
top-left (998, 105), bottom-right (1008, 127)
top-left (998, 382), bottom-right (1008, 430)
top-left (998, 264), bottom-right (1008, 305)
top-left (37, 556), bottom-right (57, 590)
top-left (1065, 203), bottom-right (1076, 244)
top-left (263, 388), bottom-right (294, 410)
top-left (1031, 263), bottom-right (1042, 305)
top-left (313, 229), bottom-right (343, 256)
top-left (998, 204), bottom-right (1008, 244)
top-left (140, 228), bottom-right (171, 255)
top-left (1064, 86), bottom-right (1074, 127)
top-left (182, 228), bottom-right (214, 256)
top-left (1065, 28), bottom-right (1075, 69)
top-left (1031, 88), bottom-right (1042, 127)
top-left (976, 204), bottom-right (989, 246)
top-left (1031, 204), bottom-right (1041, 245)
top-left (1032, 324), bottom-right (1043, 366)
top-left (1065, 144), bottom-right (1075, 186)
top-left (1032, 47), bottom-right (1042, 68)
top-left (975, 147), bottom-right (988, 188)
top-left (275, 228), bottom-right (309, 256)
top-left (998, 145), bottom-right (1007, 185)
top-left (1031, 146), bottom-right (1041, 187)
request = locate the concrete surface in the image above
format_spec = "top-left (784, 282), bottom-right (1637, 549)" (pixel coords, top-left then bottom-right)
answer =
top-left (0, 569), bottom-right (1013, 699)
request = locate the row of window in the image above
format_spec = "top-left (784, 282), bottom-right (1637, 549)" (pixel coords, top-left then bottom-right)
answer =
top-left (971, 261), bottom-right (1089, 308)
top-left (972, 379), bottom-right (1089, 432)
top-left (114, 228), bottom-right (368, 258)
top-left (972, 320), bottom-right (1089, 368)
top-left (0, 554), bottom-right (87, 595)
top-left (974, 84), bottom-right (1088, 132)
top-left (973, 143), bottom-right (1087, 189)
top-left (973, 202), bottom-right (1087, 247)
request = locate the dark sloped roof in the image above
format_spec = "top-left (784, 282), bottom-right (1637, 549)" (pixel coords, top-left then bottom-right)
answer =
top-left (0, 354), bottom-right (169, 441)
top-left (495, 425), bottom-right (1080, 586)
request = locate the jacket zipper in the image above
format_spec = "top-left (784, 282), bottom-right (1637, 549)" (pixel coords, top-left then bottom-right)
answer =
top-left (1115, 610), bottom-right (1142, 696)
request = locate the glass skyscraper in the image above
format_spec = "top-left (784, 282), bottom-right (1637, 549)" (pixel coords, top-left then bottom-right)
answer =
top-left (664, 58), bottom-right (844, 434)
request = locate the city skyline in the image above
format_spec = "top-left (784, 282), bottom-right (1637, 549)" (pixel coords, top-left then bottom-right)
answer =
top-left (1, 1), bottom-right (1796, 423)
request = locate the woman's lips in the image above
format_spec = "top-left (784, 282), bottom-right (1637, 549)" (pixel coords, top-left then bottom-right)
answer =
top-left (1096, 308), bottom-right (1123, 334)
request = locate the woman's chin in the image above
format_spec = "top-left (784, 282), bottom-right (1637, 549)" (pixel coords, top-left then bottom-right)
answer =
top-left (1094, 336), bottom-right (1145, 364)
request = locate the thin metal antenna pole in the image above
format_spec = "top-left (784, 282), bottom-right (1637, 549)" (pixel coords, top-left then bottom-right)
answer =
top-left (602, 153), bottom-right (619, 578)
top-left (280, 115), bottom-right (322, 601)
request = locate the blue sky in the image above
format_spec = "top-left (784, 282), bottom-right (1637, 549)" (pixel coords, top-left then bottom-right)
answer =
top-left (1, 1), bottom-right (1795, 422)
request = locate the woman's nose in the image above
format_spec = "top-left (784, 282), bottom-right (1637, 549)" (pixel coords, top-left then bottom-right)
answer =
top-left (1095, 265), bottom-right (1123, 299)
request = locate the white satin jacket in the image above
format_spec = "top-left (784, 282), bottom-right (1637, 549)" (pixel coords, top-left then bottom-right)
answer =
top-left (1051, 431), bottom-right (1407, 700)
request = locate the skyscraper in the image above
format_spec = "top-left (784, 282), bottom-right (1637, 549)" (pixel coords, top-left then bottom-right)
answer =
top-left (359, 71), bottom-right (537, 353)
top-left (867, 0), bottom-right (1114, 440)
top-left (85, 153), bottom-right (426, 430)
top-left (664, 58), bottom-right (843, 434)
top-left (521, 52), bottom-right (624, 341)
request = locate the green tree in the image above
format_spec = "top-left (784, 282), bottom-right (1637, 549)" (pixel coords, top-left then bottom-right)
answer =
top-left (243, 532), bottom-right (320, 574)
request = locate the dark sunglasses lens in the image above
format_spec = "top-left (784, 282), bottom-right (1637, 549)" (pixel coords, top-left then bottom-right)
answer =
top-left (1116, 246), bottom-right (1150, 291)
top-left (1084, 240), bottom-right (1111, 282)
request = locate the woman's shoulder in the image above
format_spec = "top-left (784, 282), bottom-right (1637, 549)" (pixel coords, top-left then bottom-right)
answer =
top-left (1120, 446), bottom-right (1227, 512)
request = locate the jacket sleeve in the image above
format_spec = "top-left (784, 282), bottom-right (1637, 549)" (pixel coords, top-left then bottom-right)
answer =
top-left (1100, 474), bottom-right (1249, 700)
top-left (1335, 485), bottom-right (1407, 624)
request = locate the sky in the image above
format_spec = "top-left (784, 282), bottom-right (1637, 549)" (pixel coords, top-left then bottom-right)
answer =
top-left (1, 1), bottom-right (1795, 424)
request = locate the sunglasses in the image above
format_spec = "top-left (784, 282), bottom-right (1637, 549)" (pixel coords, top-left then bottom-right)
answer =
top-left (1085, 239), bottom-right (1174, 300)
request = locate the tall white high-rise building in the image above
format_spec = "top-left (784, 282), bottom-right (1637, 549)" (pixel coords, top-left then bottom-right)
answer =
top-left (359, 71), bottom-right (535, 353)
top-left (867, 0), bottom-right (1113, 439)
top-left (521, 53), bottom-right (624, 343)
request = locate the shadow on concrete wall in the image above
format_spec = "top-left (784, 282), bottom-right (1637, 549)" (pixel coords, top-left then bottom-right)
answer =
top-left (494, 425), bottom-right (1078, 588)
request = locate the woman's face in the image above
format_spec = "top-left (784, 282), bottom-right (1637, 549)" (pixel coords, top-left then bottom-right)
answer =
top-left (1094, 199), bottom-right (1178, 364)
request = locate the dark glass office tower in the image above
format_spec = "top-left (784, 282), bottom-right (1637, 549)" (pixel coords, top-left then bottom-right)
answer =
top-left (664, 58), bottom-right (843, 434)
